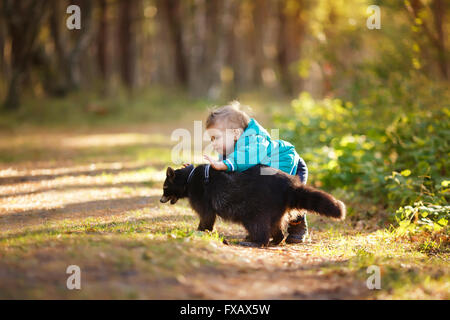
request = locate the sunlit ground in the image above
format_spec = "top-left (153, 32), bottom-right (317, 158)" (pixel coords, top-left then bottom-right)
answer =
top-left (0, 124), bottom-right (448, 299)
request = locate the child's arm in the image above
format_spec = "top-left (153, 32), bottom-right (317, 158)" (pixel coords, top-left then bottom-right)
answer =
top-left (203, 155), bottom-right (228, 170)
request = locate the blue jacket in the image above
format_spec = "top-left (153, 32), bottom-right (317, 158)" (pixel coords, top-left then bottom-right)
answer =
top-left (221, 118), bottom-right (300, 175)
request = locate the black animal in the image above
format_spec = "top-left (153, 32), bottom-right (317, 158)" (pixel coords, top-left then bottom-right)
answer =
top-left (160, 164), bottom-right (345, 247)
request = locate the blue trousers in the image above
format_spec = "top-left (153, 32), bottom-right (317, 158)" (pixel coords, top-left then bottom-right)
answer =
top-left (290, 157), bottom-right (309, 226)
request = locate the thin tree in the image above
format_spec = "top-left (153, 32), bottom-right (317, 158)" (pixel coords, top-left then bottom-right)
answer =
top-left (97, 0), bottom-right (109, 83)
top-left (156, 0), bottom-right (188, 86)
top-left (405, 0), bottom-right (448, 79)
top-left (118, 0), bottom-right (140, 88)
top-left (2, 0), bottom-right (48, 110)
top-left (276, 0), bottom-right (305, 95)
top-left (49, 0), bottom-right (94, 93)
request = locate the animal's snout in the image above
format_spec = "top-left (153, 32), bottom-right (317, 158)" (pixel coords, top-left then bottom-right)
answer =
top-left (160, 195), bottom-right (178, 204)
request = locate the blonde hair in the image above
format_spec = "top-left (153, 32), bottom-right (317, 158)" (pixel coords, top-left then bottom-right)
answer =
top-left (206, 101), bottom-right (251, 130)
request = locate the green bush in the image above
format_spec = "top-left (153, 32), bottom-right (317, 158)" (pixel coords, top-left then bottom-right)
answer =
top-left (273, 77), bottom-right (449, 228)
top-left (394, 202), bottom-right (449, 236)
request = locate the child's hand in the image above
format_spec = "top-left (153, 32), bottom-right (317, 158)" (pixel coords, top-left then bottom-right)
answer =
top-left (203, 155), bottom-right (228, 171)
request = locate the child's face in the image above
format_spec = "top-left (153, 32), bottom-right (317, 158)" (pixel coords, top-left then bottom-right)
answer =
top-left (207, 123), bottom-right (242, 156)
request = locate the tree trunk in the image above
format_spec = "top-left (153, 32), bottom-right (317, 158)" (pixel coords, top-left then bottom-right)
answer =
top-left (0, 9), bottom-right (5, 75)
top-left (2, 0), bottom-right (48, 110)
top-left (118, 0), bottom-right (139, 88)
top-left (407, 0), bottom-right (448, 80)
top-left (252, 0), bottom-right (268, 86)
top-left (69, 0), bottom-right (94, 88)
top-left (211, 0), bottom-right (236, 99)
top-left (157, 0), bottom-right (188, 87)
top-left (276, 0), bottom-right (305, 96)
top-left (4, 72), bottom-right (22, 110)
top-left (49, 0), bottom-right (93, 93)
top-left (431, 0), bottom-right (448, 79)
top-left (188, 0), bottom-right (208, 96)
top-left (97, 0), bottom-right (109, 80)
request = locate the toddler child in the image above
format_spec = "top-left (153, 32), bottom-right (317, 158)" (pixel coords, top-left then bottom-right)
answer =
top-left (203, 101), bottom-right (309, 243)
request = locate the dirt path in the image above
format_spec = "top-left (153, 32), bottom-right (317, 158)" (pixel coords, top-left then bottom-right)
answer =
top-left (0, 121), bottom-right (425, 299)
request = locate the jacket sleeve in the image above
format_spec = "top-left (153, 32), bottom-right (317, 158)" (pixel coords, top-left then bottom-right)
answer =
top-left (222, 135), bottom-right (269, 172)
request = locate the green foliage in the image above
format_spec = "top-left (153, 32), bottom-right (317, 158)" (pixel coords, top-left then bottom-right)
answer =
top-left (274, 77), bottom-right (449, 227)
top-left (273, 0), bottom-right (449, 231)
top-left (394, 202), bottom-right (449, 236)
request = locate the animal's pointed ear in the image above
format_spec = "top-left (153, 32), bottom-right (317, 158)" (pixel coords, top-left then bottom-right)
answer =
top-left (166, 167), bottom-right (175, 179)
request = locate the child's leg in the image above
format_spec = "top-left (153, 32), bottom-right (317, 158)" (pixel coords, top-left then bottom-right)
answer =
top-left (286, 211), bottom-right (308, 243)
top-left (286, 157), bottom-right (309, 243)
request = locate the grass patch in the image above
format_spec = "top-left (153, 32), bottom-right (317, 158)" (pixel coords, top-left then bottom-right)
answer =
top-left (308, 225), bottom-right (449, 299)
top-left (0, 86), bottom-right (214, 131)
top-left (0, 206), bottom-right (225, 299)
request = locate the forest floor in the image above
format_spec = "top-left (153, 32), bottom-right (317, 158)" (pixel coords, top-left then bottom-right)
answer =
top-left (0, 110), bottom-right (448, 299)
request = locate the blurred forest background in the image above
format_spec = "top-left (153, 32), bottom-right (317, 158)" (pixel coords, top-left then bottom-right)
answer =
top-left (0, 0), bottom-right (449, 299)
top-left (0, 0), bottom-right (447, 107)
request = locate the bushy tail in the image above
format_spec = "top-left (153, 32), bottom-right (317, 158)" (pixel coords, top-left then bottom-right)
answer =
top-left (290, 184), bottom-right (346, 220)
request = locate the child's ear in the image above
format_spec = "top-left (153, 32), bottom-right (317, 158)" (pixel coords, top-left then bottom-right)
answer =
top-left (166, 167), bottom-right (175, 180)
top-left (233, 128), bottom-right (242, 141)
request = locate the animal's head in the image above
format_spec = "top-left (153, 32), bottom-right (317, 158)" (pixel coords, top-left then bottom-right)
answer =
top-left (160, 166), bottom-right (189, 204)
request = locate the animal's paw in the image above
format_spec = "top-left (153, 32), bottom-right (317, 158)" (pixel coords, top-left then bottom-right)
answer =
top-left (269, 239), bottom-right (284, 247)
top-left (238, 241), bottom-right (266, 248)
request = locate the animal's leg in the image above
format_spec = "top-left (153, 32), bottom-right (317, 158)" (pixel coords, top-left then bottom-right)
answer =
top-left (245, 227), bottom-right (282, 244)
top-left (241, 221), bottom-right (270, 247)
top-left (270, 227), bottom-right (284, 246)
top-left (197, 212), bottom-right (216, 231)
top-left (269, 217), bottom-right (285, 246)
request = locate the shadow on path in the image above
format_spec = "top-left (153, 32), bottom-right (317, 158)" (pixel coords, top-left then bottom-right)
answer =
top-left (0, 195), bottom-right (163, 231)
top-left (0, 181), bottom-right (158, 199)
top-left (0, 163), bottom-right (161, 185)
top-left (0, 213), bottom-right (197, 241)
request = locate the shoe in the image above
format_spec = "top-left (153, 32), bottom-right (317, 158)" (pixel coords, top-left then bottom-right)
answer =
top-left (285, 214), bottom-right (308, 244)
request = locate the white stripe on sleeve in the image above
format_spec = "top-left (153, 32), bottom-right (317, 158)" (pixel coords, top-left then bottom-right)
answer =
top-left (225, 159), bottom-right (235, 171)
